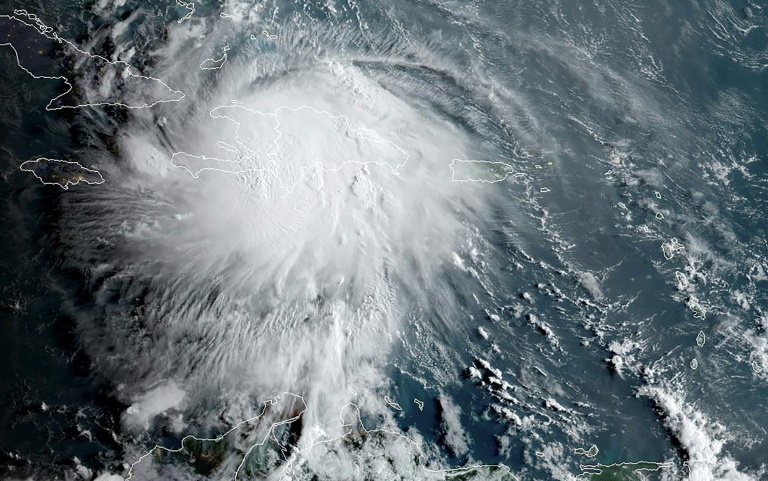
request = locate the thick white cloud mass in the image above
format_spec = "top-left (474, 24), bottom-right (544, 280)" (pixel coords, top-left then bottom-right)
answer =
top-left (437, 394), bottom-right (470, 457)
top-left (55, 7), bottom-right (514, 478)
top-left (35, 1), bottom-right (766, 480)
top-left (639, 384), bottom-right (766, 481)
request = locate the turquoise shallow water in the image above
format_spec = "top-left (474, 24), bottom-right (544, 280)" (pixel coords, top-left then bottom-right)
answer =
top-left (1, 0), bottom-right (767, 480)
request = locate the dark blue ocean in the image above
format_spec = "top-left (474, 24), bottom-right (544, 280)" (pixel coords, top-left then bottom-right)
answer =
top-left (1, 0), bottom-right (767, 480)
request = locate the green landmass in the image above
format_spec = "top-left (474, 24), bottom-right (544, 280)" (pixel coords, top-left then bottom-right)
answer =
top-left (578, 461), bottom-right (671, 481)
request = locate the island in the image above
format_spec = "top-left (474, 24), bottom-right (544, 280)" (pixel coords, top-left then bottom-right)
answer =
top-left (20, 158), bottom-right (104, 190)
top-left (574, 444), bottom-right (599, 458)
top-left (127, 392), bottom-right (516, 480)
top-left (1, 9), bottom-right (184, 110)
top-left (450, 159), bottom-right (517, 183)
top-left (127, 392), bottom-right (306, 480)
top-left (579, 461), bottom-right (672, 480)
top-left (200, 47), bottom-right (229, 70)
top-left (170, 102), bottom-right (409, 192)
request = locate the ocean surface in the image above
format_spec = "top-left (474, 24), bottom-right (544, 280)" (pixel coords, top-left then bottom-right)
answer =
top-left (0, 0), bottom-right (767, 480)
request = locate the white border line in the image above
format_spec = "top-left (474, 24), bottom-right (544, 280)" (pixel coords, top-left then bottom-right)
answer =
top-left (578, 460), bottom-right (673, 479)
top-left (175, 0), bottom-right (195, 24)
top-left (199, 50), bottom-right (229, 70)
top-left (170, 102), bottom-right (410, 192)
top-left (449, 159), bottom-right (519, 183)
top-left (19, 157), bottom-right (105, 190)
top-left (1, 10), bottom-right (185, 110)
top-left (125, 391), bottom-right (515, 480)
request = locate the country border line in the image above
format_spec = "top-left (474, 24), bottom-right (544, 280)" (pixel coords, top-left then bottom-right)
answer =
top-left (1, 9), bottom-right (185, 111)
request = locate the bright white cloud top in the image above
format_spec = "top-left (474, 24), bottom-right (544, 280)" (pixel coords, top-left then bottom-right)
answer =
top-left (57, 25), bottom-right (504, 478)
top-left (171, 104), bottom-right (409, 192)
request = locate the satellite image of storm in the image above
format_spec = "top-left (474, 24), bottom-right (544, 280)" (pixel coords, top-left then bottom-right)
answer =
top-left (0, 0), bottom-right (767, 480)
